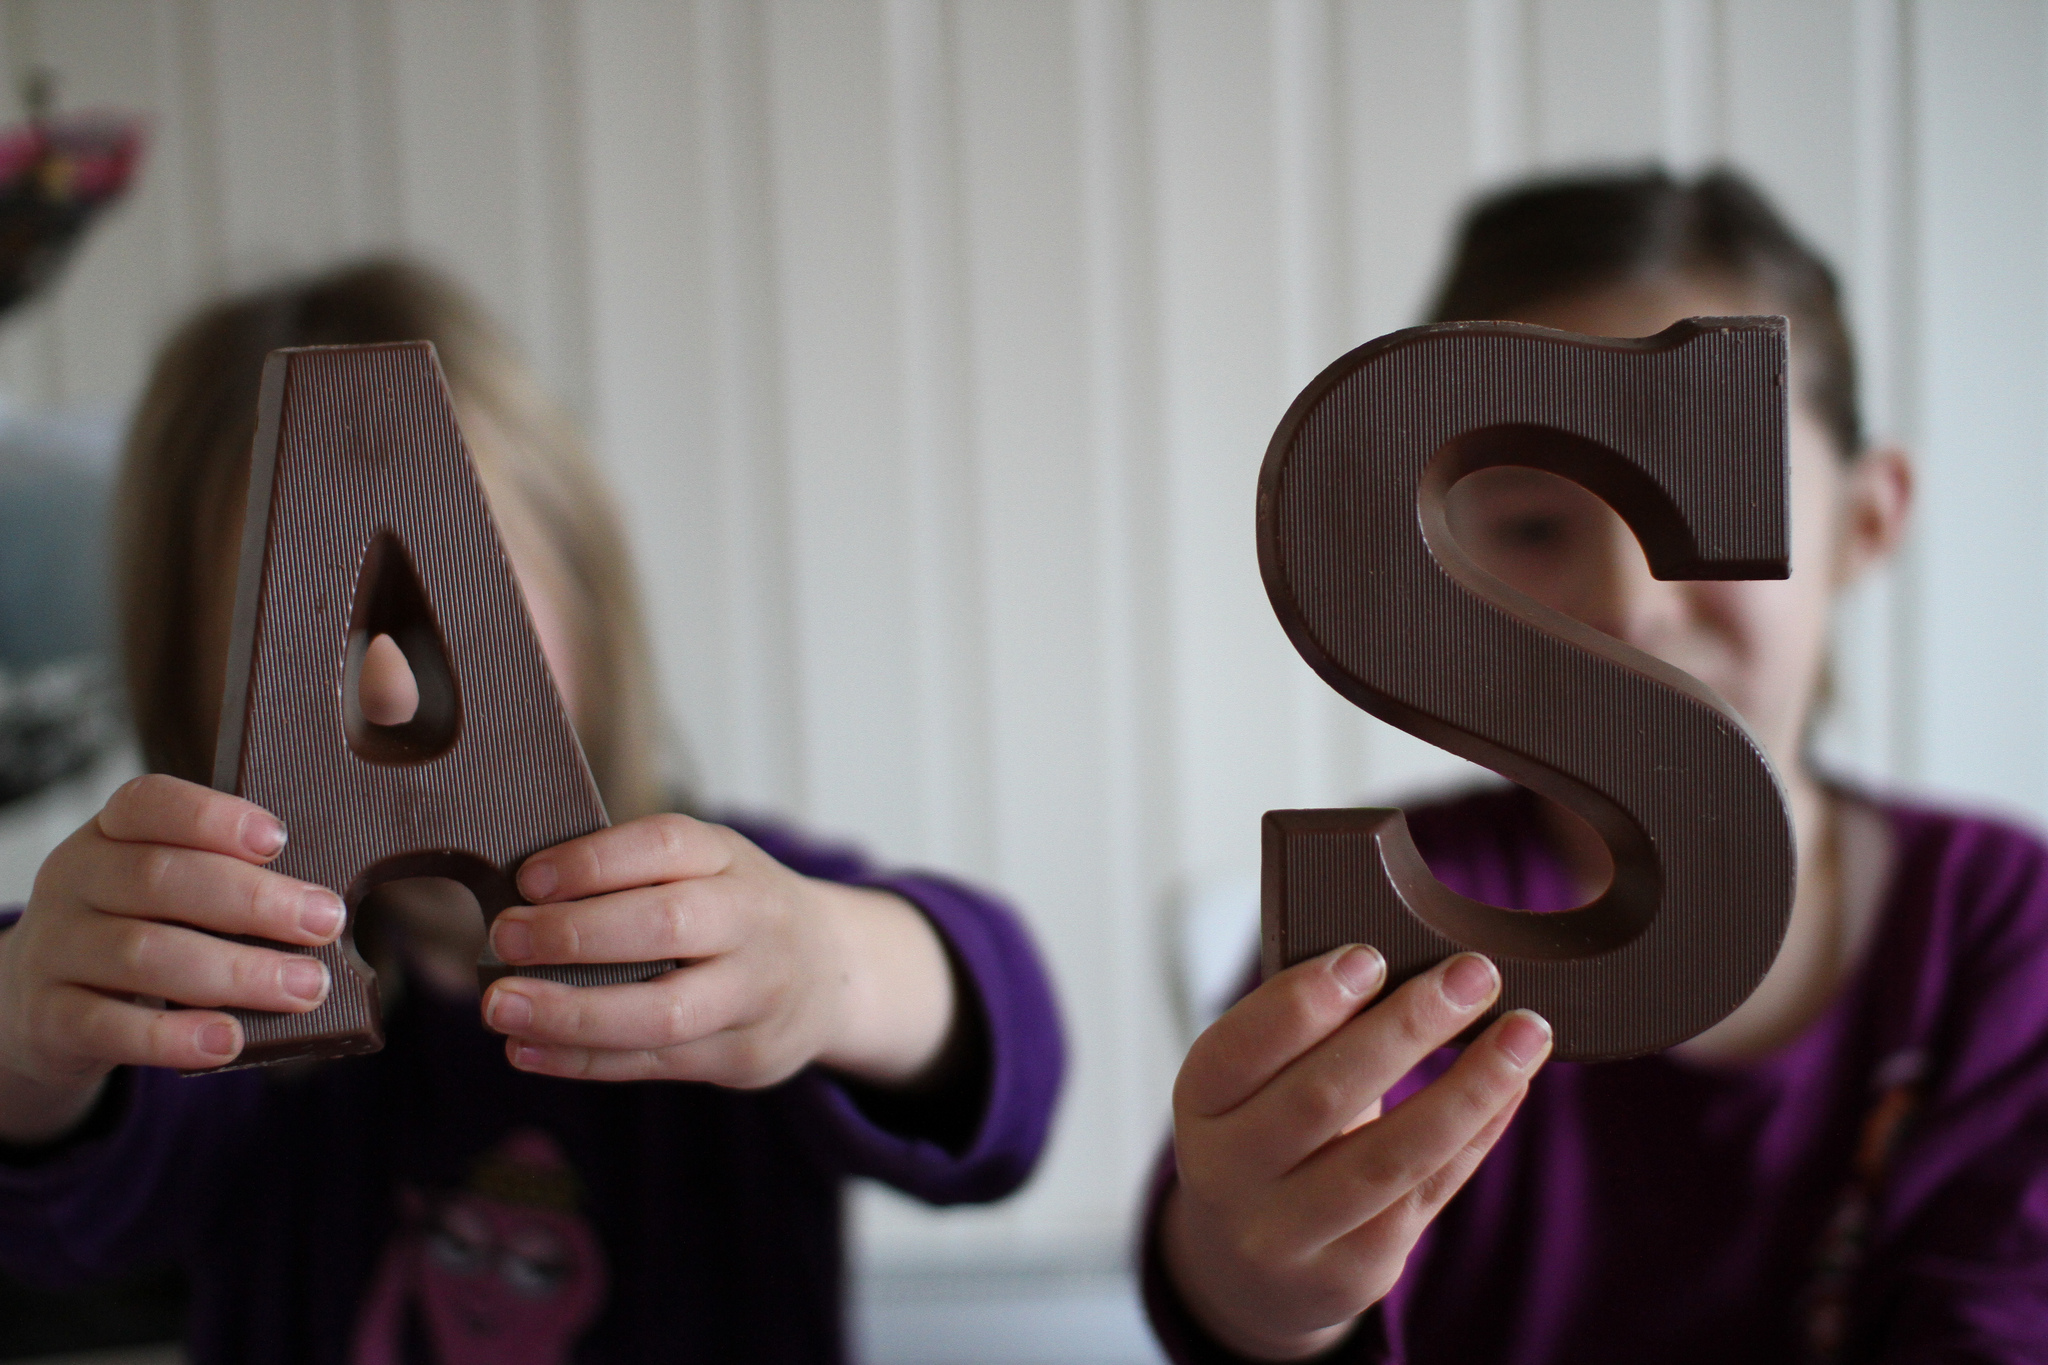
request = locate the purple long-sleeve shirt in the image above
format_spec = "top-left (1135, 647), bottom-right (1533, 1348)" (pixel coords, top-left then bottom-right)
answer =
top-left (1145, 785), bottom-right (2048, 1364)
top-left (0, 816), bottom-right (1065, 1364)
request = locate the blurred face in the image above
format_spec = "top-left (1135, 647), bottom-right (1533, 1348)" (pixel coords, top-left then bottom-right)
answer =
top-left (1442, 279), bottom-right (1908, 774)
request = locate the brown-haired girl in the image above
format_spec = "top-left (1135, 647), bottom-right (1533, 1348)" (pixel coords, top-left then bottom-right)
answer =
top-left (0, 260), bottom-right (1064, 1363)
top-left (1146, 169), bottom-right (2048, 1363)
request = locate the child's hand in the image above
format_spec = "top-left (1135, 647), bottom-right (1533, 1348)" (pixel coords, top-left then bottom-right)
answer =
top-left (1160, 946), bottom-right (1551, 1360)
top-left (0, 775), bottom-right (345, 1141)
top-left (479, 815), bottom-right (957, 1090)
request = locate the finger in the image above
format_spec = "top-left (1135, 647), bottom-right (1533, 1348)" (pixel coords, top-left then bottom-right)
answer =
top-left (480, 957), bottom-right (748, 1051)
top-left (1281, 1009), bottom-right (1550, 1246)
top-left (49, 911), bottom-right (332, 1014)
top-left (1174, 945), bottom-right (1388, 1120)
top-left (32, 982), bottom-right (246, 1072)
top-left (93, 774), bottom-right (288, 864)
top-left (64, 840), bottom-right (345, 946)
top-left (1328, 1081), bottom-right (1531, 1276)
top-left (502, 1027), bottom-right (788, 1088)
top-left (1216, 953), bottom-right (1504, 1175)
top-left (488, 877), bottom-right (749, 967)
top-left (517, 814), bottom-right (741, 903)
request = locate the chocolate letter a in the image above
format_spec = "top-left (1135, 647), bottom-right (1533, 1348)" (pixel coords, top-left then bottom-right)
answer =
top-left (210, 342), bottom-right (674, 1068)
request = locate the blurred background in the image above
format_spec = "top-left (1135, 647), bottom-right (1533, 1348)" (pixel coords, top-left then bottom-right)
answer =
top-left (0, 2), bottom-right (2042, 1362)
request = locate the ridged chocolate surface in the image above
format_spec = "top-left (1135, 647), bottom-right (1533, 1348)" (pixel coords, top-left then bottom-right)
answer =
top-left (1257, 318), bottom-right (1796, 1062)
top-left (207, 342), bottom-right (675, 1069)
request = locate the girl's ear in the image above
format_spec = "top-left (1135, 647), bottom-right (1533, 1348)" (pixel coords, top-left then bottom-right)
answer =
top-left (1834, 445), bottom-right (1914, 587)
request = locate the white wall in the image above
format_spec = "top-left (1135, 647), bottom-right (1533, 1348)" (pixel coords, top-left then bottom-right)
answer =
top-left (1, 0), bottom-right (2040, 1274)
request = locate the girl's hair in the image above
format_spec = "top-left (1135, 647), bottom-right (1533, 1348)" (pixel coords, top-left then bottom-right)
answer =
top-left (114, 258), bottom-right (672, 821)
top-left (1426, 166), bottom-right (1862, 459)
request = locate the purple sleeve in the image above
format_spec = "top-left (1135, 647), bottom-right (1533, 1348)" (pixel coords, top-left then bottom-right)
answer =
top-left (725, 816), bottom-right (1066, 1205)
top-left (1857, 818), bottom-right (2048, 1360)
top-left (0, 1063), bottom-right (264, 1290)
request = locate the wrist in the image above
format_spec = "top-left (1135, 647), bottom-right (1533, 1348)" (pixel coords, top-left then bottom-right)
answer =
top-left (812, 882), bottom-right (957, 1088)
top-left (0, 1063), bottom-right (110, 1147)
top-left (1160, 1183), bottom-right (1357, 1362)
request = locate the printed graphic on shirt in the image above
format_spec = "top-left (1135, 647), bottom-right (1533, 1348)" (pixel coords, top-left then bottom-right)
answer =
top-left (351, 1128), bottom-right (608, 1365)
top-left (1803, 1047), bottom-right (1926, 1362)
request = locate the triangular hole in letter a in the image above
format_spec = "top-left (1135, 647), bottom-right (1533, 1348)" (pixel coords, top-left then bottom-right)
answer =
top-left (343, 531), bottom-right (460, 763)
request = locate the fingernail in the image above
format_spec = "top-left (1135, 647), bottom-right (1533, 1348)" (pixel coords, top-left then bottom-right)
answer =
top-left (510, 1041), bottom-right (543, 1070)
top-left (198, 1021), bottom-right (238, 1057)
top-left (1440, 953), bottom-right (1499, 1009)
top-left (519, 859), bottom-right (557, 901)
top-left (493, 918), bottom-right (534, 963)
top-left (1497, 1009), bottom-right (1553, 1068)
top-left (282, 957), bottom-right (329, 1003)
top-left (245, 814), bottom-right (287, 859)
top-left (1331, 945), bottom-right (1385, 997)
top-left (488, 988), bottom-right (534, 1033)
top-left (298, 888), bottom-right (345, 940)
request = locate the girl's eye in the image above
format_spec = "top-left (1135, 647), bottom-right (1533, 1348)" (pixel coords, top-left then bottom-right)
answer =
top-left (428, 1228), bottom-right (490, 1275)
top-left (500, 1252), bottom-right (571, 1298)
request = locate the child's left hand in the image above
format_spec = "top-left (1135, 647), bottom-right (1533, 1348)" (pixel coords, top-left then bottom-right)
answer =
top-left (478, 814), bottom-right (959, 1090)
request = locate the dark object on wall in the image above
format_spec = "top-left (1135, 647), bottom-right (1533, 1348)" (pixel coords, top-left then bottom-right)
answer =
top-left (0, 80), bottom-right (144, 809)
top-left (1258, 316), bottom-right (1795, 1062)
top-left (0, 75), bottom-right (142, 318)
top-left (209, 342), bottom-right (677, 1068)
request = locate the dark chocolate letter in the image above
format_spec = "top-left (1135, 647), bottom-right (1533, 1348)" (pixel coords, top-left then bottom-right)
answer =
top-left (209, 342), bottom-right (675, 1068)
top-left (1258, 317), bottom-right (1795, 1061)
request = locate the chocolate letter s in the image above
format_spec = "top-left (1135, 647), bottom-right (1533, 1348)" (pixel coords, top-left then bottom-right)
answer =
top-left (1258, 318), bottom-right (1795, 1062)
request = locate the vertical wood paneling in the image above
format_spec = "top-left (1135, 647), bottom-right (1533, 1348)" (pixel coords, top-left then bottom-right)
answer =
top-left (1912, 2), bottom-right (2048, 815)
top-left (691, 0), bottom-right (804, 814)
top-left (1467, 0), bottom-right (1534, 179)
top-left (883, 0), bottom-right (993, 878)
top-left (206, 0), bottom-right (354, 279)
top-left (1530, 0), bottom-right (1666, 165)
top-left (1072, 0), bottom-right (1181, 1207)
top-left (1658, 0), bottom-right (1723, 169)
top-left (1150, 0), bottom-right (1294, 894)
top-left (767, 1), bottom-right (927, 864)
top-left (574, 1), bottom-right (723, 801)
top-left (387, 0), bottom-right (590, 409)
top-left (1273, 0), bottom-right (1366, 810)
top-left (0, 0), bottom-right (2041, 1280)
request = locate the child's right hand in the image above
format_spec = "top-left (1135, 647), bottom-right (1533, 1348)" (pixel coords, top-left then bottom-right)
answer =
top-left (0, 775), bottom-right (344, 1141)
top-left (1159, 946), bottom-right (1551, 1360)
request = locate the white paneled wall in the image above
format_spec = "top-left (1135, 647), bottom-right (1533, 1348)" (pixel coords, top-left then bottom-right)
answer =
top-left (3, 0), bottom-right (2041, 1272)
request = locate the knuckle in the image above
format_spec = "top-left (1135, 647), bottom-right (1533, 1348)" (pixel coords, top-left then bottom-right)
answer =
top-left (650, 815), bottom-right (693, 866)
top-left (661, 991), bottom-right (704, 1044)
top-left (1446, 1060), bottom-right (1515, 1119)
top-left (1229, 1221), bottom-right (1293, 1276)
top-left (143, 1009), bottom-right (186, 1064)
top-left (134, 845), bottom-right (183, 908)
top-left (250, 875), bottom-right (288, 937)
top-left (115, 922), bottom-right (163, 981)
top-left (1349, 1141), bottom-right (1422, 1198)
top-left (658, 897), bottom-right (691, 950)
top-left (222, 949), bottom-right (265, 1001)
top-left (24, 989), bottom-right (66, 1057)
top-left (1386, 995), bottom-right (1444, 1055)
top-left (1282, 1068), bottom-right (1353, 1133)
